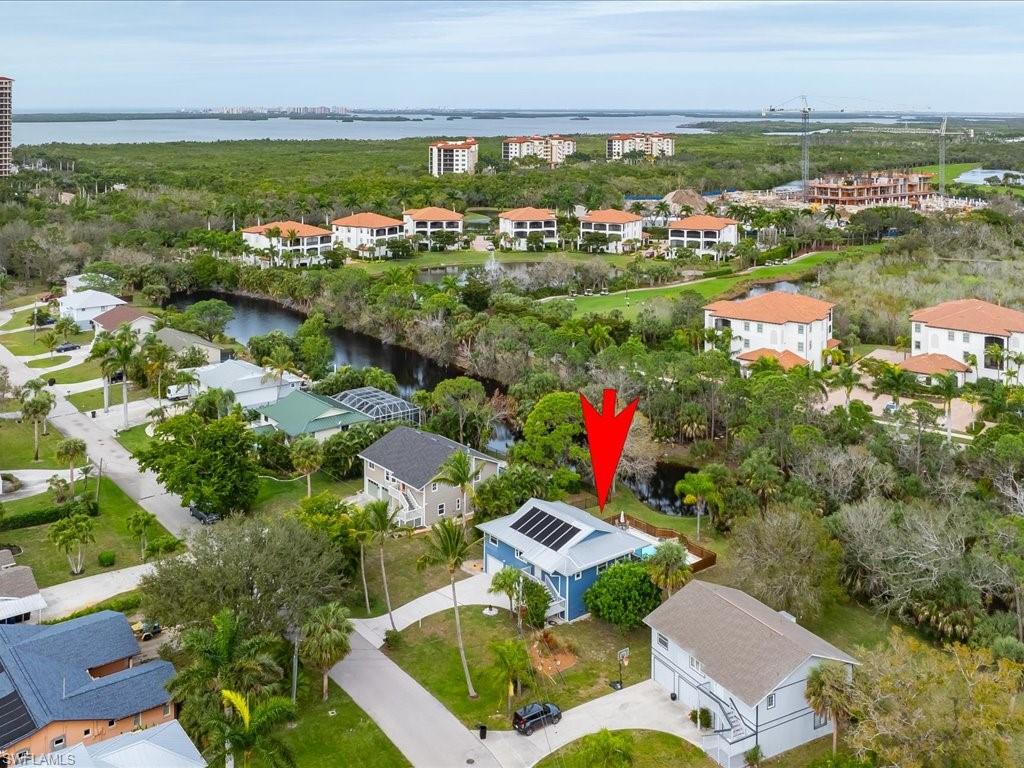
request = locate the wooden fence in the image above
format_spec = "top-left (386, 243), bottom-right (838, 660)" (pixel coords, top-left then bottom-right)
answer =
top-left (604, 513), bottom-right (718, 574)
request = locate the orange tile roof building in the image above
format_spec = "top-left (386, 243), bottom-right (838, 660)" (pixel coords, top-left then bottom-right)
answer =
top-left (910, 298), bottom-right (1024, 381)
top-left (402, 207), bottom-right (464, 250)
top-left (606, 133), bottom-right (674, 160)
top-left (428, 138), bottom-right (478, 177)
top-left (0, 76), bottom-right (11, 177)
top-left (502, 135), bottom-right (576, 167)
top-left (240, 220), bottom-right (333, 268)
top-left (579, 209), bottom-right (643, 254)
top-left (705, 291), bottom-right (837, 372)
top-left (807, 171), bottom-right (933, 208)
top-left (667, 215), bottom-right (740, 258)
top-left (332, 212), bottom-right (405, 259)
top-left (498, 208), bottom-right (558, 251)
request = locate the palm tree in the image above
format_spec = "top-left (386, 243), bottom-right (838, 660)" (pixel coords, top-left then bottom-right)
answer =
top-left (142, 336), bottom-right (175, 410)
top-left (931, 371), bottom-right (960, 443)
top-left (91, 325), bottom-right (139, 425)
top-left (417, 518), bottom-right (479, 698)
top-left (348, 505), bottom-right (374, 614)
top-left (127, 507), bottom-right (157, 561)
top-left (264, 225), bottom-right (283, 266)
top-left (300, 602), bottom-right (353, 701)
top-left (22, 390), bottom-right (54, 462)
top-left (646, 541), bottom-right (692, 599)
top-left (985, 341), bottom-right (1006, 372)
top-left (674, 470), bottom-right (723, 541)
top-left (829, 364), bottom-right (862, 406)
top-left (40, 330), bottom-right (59, 357)
top-left (588, 324), bottom-right (614, 352)
top-left (432, 450), bottom-right (481, 522)
top-left (740, 448), bottom-right (783, 517)
top-left (206, 689), bottom-right (296, 768)
top-left (364, 499), bottom-right (404, 632)
top-left (578, 729), bottom-right (634, 768)
top-left (872, 363), bottom-right (916, 406)
top-left (261, 345), bottom-right (300, 403)
top-left (53, 315), bottom-right (78, 343)
top-left (48, 513), bottom-right (95, 574)
top-left (488, 566), bottom-right (525, 626)
top-left (805, 662), bottom-right (851, 755)
top-left (653, 201), bottom-right (671, 226)
top-left (55, 437), bottom-right (87, 490)
top-left (489, 639), bottom-right (531, 714)
top-left (289, 436), bottom-right (323, 497)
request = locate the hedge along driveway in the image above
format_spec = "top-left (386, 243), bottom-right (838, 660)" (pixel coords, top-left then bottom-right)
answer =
top-left (4, 477), bottom-right (172, 588)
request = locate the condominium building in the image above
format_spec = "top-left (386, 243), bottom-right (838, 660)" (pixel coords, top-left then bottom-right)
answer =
top-left (502, 135), bottom-right (576, 167)
top-left (498, 207), bottom-right (558, 251)
top-left (331, 212), bottom-right (405, 259)
top-left (403, 207), bottom-right (464, 250)
top-left (578, 209), bottom-right (643, 253)
top-left (606, 133), bottom-right (674, 160)
top-left (807, 171), bottom-right (933, 208)
top-left (667, 215), bottom-right (740, 257)
top-left (428, 138), bottom-right (478, 176)
top-left (0, 76), bottom-right (12, 177)
top-left (704, 291), bottom-right (837, 373)
top-left (240, 220), bottom-right (333, 267)
top-left (909, 298), bottom-right (1024, 382)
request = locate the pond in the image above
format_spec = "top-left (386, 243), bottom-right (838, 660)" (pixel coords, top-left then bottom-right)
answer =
top-left (954, 168), bottom-right (1023, 186)
top-left (736, 279), bottom-right (802, 299)
top-left (172, 292), bottom-right (689, 511)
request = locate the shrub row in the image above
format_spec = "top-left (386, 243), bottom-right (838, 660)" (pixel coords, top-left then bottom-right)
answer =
top-left (0, 498), bottom-right (99, 532)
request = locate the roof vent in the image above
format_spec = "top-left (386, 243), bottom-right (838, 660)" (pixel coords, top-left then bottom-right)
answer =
top-left (778, 611), bottom-right (797, 623)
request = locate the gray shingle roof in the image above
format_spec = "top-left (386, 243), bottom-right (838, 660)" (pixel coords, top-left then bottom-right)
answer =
top-left (0, 611), bottom-right (173, 747)
top-left (644, 581), bottom-right (857, 708)
top-left (358, 426), bottom-right (499, 489)
top-left (155, 327), bottom-right (222, 352)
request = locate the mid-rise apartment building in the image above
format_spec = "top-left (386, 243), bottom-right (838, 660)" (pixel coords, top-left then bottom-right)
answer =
top-left (807, 171), bottom-right (933, 208)
top-left (578, 209), bottom-right (643, 253)
top-left (332, 212), bottom-right (405, 259)
top-left (502, 135), bottom-right (576, 167)
top-left (667, 215), bottom-right (740, 257)
top-left (428, 138), bottom-right (479, 176)
top-left (498, 207), bottom-right (558, 251)
top-left (0, 76), bottom-right (12, 177)
top-left (909, 298), bottom-right (1024, 382)
top-left (403, 206), bottom-right (464, 250)
top-left (240, 220), bottom-right (333, 267)
top-left (606, 133), bottom-right (674, 160)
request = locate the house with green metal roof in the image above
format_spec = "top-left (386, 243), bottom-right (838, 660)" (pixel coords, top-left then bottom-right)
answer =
top-left (255, 389), bottom-right (371, 441)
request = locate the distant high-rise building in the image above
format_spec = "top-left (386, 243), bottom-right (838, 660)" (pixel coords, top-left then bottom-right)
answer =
top-left (0, 76), bottom-right (12, 177)
top-left (606, 132), bottom-right (674, 160)
top-left (428, 138), bottom-right (478, 177)
top-left (502, 135), bottom-right (576, 167)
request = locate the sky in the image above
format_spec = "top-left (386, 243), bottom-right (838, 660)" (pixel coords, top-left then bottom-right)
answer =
top-left (2, 1), bottom-right (1024, 113)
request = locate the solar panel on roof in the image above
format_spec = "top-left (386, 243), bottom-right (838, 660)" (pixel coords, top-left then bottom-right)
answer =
top-left (0, 681), bottom-right (37, 749)
top-left (510, 507), bottom-right (580, 552)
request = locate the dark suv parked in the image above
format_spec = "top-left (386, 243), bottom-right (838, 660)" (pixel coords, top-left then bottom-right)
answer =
top-left (189, 504), bottom-right (221, 525)
top-left (512, 703), bottom-right (561, 736)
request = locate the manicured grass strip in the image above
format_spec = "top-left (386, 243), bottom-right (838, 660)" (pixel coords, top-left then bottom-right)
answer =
top-left (0, 419), bottom-right (64, 469)
top-left (350, 249), bottom-right (632, 275)
top-left (0, 307), bottom-right (43, 331)
top-left (0, 293), bottom-right (44, 311)
top-left (5, 477), bottom-right (171, 587)
top-left (282, 680), bottom-right (409, 768)
top-left (0, 328), bottom-right (92, 357)
top-left (115, 423), bottom-right (154, 456)
top-left (66, 385), bottom-right (149, 413)
top-left (536, 730), bottom-right (715, 768)
top-left (25, 355), bottom-right (72, 369)
top-left (254, 473), bottom-right (362, 516)
top-left (386, 609), bottom-right (651, 729)
top-left (48, 358), bottom-right (105, 385)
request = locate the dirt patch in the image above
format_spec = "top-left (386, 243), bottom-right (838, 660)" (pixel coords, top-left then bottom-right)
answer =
top-left (529, 638), bottom-right (578, 679)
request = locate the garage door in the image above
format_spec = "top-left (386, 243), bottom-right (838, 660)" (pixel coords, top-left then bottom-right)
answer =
top-left (486, 554), bottom-right (506, 574)
top-left (367, 481), bottom-right (383, 500)
top-left (652, 656), bottom-right (676, 696)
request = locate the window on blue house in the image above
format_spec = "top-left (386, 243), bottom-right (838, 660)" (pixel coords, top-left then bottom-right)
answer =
top-left (514, 549), bottom-right (524, 560)
top-left (488, 535), bottom-right (498, 546)
top-left (573, 572), bottom-right (582, 581)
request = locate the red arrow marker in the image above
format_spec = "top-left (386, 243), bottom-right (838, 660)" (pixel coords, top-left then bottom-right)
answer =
top-left (581, 388), bottom-right (639, 511)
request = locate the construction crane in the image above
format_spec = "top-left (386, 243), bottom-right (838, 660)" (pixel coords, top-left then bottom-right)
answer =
top-left (852, 117), bottom-right (975, 195)
top-left (762, 95), bottom-right (845, 202)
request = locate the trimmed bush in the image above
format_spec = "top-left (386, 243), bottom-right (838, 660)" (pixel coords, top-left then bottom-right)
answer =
top-left (383, 629), bottom-right (402, 650)
top-left (0, 497), bottom-right (99, 532)
top-left (145, 535), bottom-right (181, 558)
top-left (98, 551), bottom-right (116, 567)
top-left (521, 576), bottom-right (552, 629)
top-left (584, 561), bottom-right (662, 630)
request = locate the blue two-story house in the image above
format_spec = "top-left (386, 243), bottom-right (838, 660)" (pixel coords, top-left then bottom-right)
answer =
top-left (478, 498), bottom-right (649, 622)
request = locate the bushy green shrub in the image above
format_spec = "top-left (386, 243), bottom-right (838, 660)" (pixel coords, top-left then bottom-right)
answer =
top-left (0, 497), bottom-right (98, 532)
top-left (584, 561), bottom-right (661, 630)
top-left (98, 551), bottom-right (116, 567)
top-left (383, 629), bottom-right (402, 650)
top-left (520, 577), bottom-right (552, 629)
top-left (145, 535), bottom-right (181, 558)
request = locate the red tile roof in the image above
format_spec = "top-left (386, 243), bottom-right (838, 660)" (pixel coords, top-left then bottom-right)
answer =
top-left (403, 206), bottom-right (464, 222)
top-left (705, 291), bottom-right (834, 324)
top-left (826, 338), bottom-right (842, 349)
top-left (241, 220), bottom-right (331, 237)
top-left (581, 209), bottom-right (642, 224)
top-left (910, 298), bottom-right (1024, 337)
top-left (608, 133), bottom-right (670, 140)
top-left (332, 212), bottom-right (404, 229)
top-left (899, 353), bottom-right (971, 376)
top-left (429, 139), bottom-right (477, 149)
top-left (667, 215), bottom-right (739, 231)
top-left (91, 306), bottom-right (155, 330)
top-left (499, 207), bottom-right (556, 222)
top-left (736, 348), bottom-right (809, 370)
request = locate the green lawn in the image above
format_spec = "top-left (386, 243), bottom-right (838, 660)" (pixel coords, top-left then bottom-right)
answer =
top-left (281, 679), bottom-right (409, 768)
top-left (0, 327), bottom-right (92, 357)
top-left (0, 419), bottom-right (64, 468)
top-left (253, 473), bottom-right (363, 516)
top-left (568, 248), bottom-right (870, 318)
top-left (25, 355), bottom-right (72, 369)
top-left (115, 423), bottom-right (154, 456)
top-left (47, 358), bottom-right (105, 384)
top-left (66, 385), bottom-right (150, 413)
top-left (536, 729), bottom-right (714, 768)
top-left (913, 162), bottom-right (979, 180)
top-left (0, 307), bottom-right (44, 331)
top-left (5, 477), bottom-right (172, 587)
top-left (0, 293), bottom-right (44, 311)
top-left (350, 249), bottom-right (632, 275)
top-left (386, 608), bottom-right (651, 729)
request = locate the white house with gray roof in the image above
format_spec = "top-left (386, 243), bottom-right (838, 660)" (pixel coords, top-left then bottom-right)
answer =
top-left (358, 426), bottom-right (503, 528)
top-left (0, 550), bottom-right (45, 624)
top-left (46, 720), bottom-right (205, 768)
top-left (166, 358), bottom-right (303, 409)
top-left (57, 290), bottom-right (125, 331)
top-left (478, 499), bottom-right (650, 621)
top-left (645, 581), bottom-right (858, 767)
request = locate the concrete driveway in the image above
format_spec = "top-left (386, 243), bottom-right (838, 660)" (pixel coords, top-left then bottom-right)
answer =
top-left (39, 563), bottom-right (155, 620)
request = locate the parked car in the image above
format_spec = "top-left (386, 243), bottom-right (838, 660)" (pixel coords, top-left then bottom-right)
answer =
top-left (512, 702), bottom-right (561, 736)
top-left (110, 370), bottom-right (125, 383)
top-left (55, 342), bottom-right (81, 352)
top-left (883, 402), bottom-right (900, 417)
top-left (189, 505), bottom-right (220, 525)
top-left (131, 620), bottom-right (162, 641)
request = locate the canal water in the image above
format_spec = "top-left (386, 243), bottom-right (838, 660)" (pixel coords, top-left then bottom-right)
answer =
top-left (172, 292), bottom-right (689, 512)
